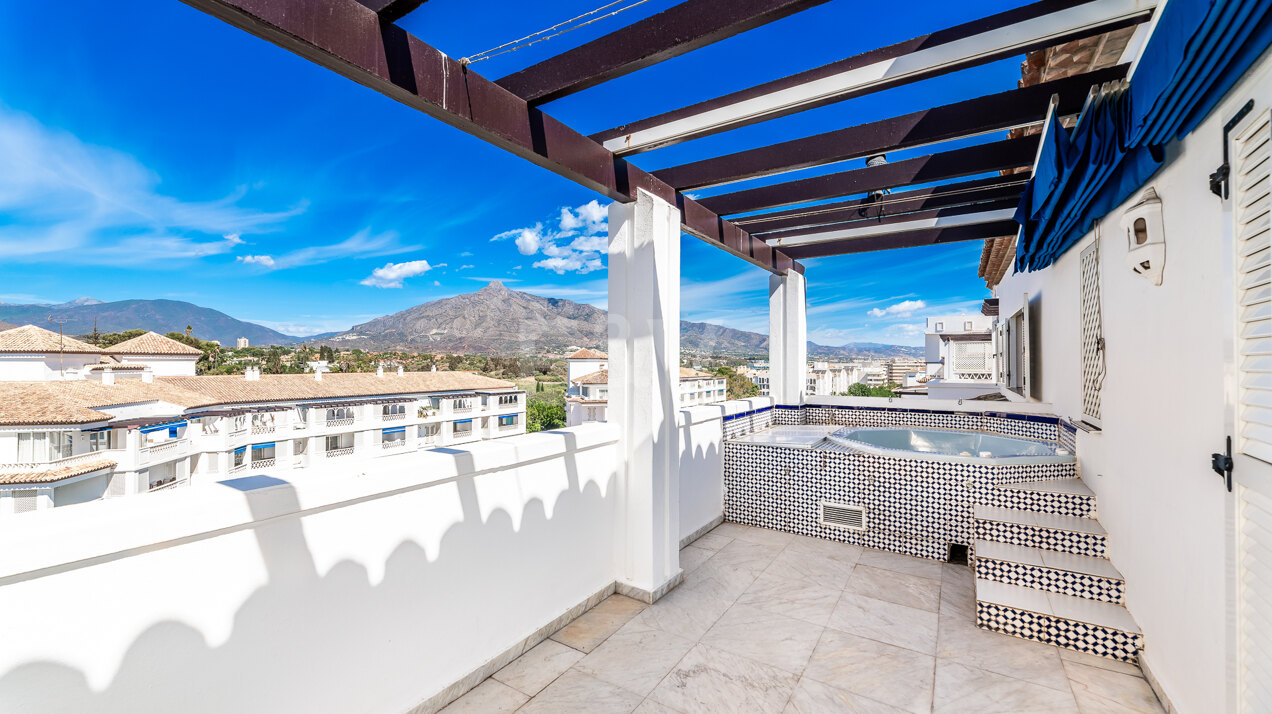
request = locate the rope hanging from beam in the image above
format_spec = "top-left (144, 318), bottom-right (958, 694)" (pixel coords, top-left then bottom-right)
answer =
top-left (461, 0), bottom-right (651, 65)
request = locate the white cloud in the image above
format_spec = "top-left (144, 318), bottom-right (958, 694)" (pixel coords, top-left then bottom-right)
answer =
top-left (495, 201), bottom-right (609, 275)
top-left (270, 228), bottom-right (419, 270)
top-left (459, 251), bottom-right (473, 257)
top-left (433, 280), bottom-right (441, 286)
top-left (359, 259), bottom-right (433, 288)
top-left (237, 254), bottom-right (276, 268)
top-left (459, 264), bottom-right (474, 270)
top-left (868, 299), bottom-right (926, 318)
top-left (0, 106), bottom-right (303, 263)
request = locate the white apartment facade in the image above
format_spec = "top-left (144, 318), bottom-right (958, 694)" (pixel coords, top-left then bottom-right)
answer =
top-left (922, 313), bottom-right (1000, 400)
top-left (565, 367), bottom-right (726, 426)
top-left (0, 326), bottom-right (526, 516)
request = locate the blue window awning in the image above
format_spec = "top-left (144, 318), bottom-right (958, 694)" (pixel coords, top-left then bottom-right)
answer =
top-left (1016, 0), bottom-right (1272, 272)
top-left (140, 420), bottom-right (187, 434)
top-left (251, 442), bottom-right (275, 450)
top-left (454, 418), bottom-right (472, 424)
top-left (234, 446), bottom-right (246, 455)
top-left (382, 427), bottom-right (405, 435)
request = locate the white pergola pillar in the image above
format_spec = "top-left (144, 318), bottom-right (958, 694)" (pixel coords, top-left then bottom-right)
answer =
top-left (608, 188), bottom-right (682, 603)
top-left (769, 270), bottom-right (807, 405)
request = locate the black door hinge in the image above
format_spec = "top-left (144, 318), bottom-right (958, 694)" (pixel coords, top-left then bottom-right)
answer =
top-left (1211, 436), bottom-right (1234, 492)
top-left (1211, 99), bottom-right (1256, 199)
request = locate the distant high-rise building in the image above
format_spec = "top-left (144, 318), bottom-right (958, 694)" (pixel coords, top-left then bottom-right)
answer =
top-left (236, 337), bottom-right (249, 349)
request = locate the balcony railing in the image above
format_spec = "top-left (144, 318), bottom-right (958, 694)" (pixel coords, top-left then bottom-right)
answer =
top-left (499, 423), bottom-right (519, 431)
top-left (326, 418), bottom-right (355, 427)
top-left (381, 413), bottom-right (405, 422)
top-left (251, 424), bottom-right (275, 435)
top-left (251, 458), bottom-right (276, 469)
top-left (325, 447), bottom-right (354, 458)
top-left (452, 406), bottom-right (473, 414)
top-left (229, 462), bottom-right (246, 474)
top-left (229, 425), bottom-right (248, 438)
top-left (140, 439), bottom-right (188, 465)
top-left (2, 450), bottom-right (119, 472)
top-left (381, 440), bottom-right (406, 449)
top-left (149, 478), bottom-right (188, 492)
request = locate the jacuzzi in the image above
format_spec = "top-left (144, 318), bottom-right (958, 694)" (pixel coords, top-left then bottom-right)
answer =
top-left (827, 426), bottom-right (1072, 466)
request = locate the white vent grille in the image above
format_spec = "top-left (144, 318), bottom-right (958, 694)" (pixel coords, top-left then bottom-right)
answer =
top-left (820, 502), bottom-right (866, 531)
top-left (1080, 241), bottom-right (1104, 422)
top-left (11, 490), bottom-right (38, 514)
top-left (1236, 111), bottom-right (1272, 464)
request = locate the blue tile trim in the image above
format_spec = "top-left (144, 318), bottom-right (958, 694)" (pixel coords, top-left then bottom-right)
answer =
top-left (723, 406), bottom-right (773, 422)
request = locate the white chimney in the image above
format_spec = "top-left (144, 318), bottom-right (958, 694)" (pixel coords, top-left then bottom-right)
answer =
top-left (314, 368), bottom-right (322, 382)
top-left (102, 367), bottom-right (115, 386)
top-left (397, 365), bottom-right (404, 377)
top-left (377, 364), bottom-right (384, 378)
top-left (431, 365), bottom-right (437, 372)
top-left (142, 367), bottom-right (154, 384)
top-left (245, 366), bottom-right (260, 382)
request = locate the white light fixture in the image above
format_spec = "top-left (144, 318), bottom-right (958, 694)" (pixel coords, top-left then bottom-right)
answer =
top-left (1121, 187), bottom-right (1165, 285)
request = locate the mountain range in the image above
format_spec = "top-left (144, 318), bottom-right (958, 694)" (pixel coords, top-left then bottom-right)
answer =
top-left (0, 284), bottom-right (923, 359)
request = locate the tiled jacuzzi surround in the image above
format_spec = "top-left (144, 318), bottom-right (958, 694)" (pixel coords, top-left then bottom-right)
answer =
top-left (721, 405), bottom-right (774, 439)
top-left (976, 601), bottom-right (1143, 662)
top-left (974, 557), bottom-right (1126, 604)
top-left (771, 403), bottom-right (1063, 444)
top-left (723, 440), bottom-right (1076, 563)
top-left (987, 485), bottom-right (1095, 518)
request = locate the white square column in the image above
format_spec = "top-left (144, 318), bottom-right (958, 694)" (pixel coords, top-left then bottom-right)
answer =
top-left (608, 189), bottom-right (682, 603)
top-left (769, 270), bottom-right (807, 405)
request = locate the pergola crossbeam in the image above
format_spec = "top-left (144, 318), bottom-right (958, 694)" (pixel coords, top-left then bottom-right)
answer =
top-left (655, 65), bottom-right (1127, 191)
top-left (765, 207), bottom-right (1018, 246)
top-left (595, 0), bottom-right (1153, 155)
top-left (179, 0), bottom-right (801, 275)
top-left (698, 135), bottom-right (1039, 216)
top-left (496, 0), bottom-right (831, 105)
top-left (781, 220), bottom-right (1021, 258)
top-left (356, 0), bottom-right (425, 23)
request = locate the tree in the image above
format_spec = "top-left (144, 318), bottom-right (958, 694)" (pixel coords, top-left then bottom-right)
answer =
top-left (527, 399), bottom-right (566, 432)
top-left (264, 346), bottom-right (284, 374)
top-left (714, 366), bottom-right (759, 400)
top-left (843, 382), bottom-right (900, 397)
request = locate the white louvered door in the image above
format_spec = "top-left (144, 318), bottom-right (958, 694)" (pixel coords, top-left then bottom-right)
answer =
top-left (1232, 109), bottom-right (1272, 714)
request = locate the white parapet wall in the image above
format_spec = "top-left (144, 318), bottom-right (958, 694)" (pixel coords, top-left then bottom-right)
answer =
top-left (0, 424), bottom-right (620, 714)
top-left (677, 396), bottom-right (773, 544)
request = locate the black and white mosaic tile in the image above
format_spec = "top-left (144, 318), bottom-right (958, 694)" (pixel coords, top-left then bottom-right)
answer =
top-left (974, 557), bottom-right (1125, 604)
top-left (977, 601), bottom-right (1142, 663)
top-left (987, 486), bottom-right (1096, 518)
top-left (974, 519), bottom-right (1108, 558)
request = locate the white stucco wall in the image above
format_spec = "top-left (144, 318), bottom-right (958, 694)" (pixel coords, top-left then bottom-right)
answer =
top-left (115, 354), bottom-right (198, 377)
top-left (0, 424), bottom-right (621, 714)
top-left (992, 55), bottom-right (1272, 714)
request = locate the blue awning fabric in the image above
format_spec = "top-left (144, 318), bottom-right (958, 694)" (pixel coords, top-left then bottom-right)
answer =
top-left (140, 420), bottom-right (187, 434)
top-left (1016, 0), bottom-right (1272, 272)
top-left (251, 442), bottom-right (275, 450)
top-left (382, 427), bottom-right (405, 434)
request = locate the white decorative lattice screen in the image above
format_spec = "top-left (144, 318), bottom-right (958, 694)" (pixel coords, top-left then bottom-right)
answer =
top-left (1080, 241), bottom-right (1103, 422)
top-left (951, 341), bottom-right (993, 380)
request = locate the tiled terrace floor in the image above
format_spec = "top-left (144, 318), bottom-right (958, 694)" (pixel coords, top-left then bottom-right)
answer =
top-left (442, 522), bottom-right (1165, 713)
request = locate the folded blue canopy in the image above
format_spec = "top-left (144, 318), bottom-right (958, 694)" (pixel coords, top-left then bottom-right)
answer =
top-left (1015, 0), bottom-right (1272, 272)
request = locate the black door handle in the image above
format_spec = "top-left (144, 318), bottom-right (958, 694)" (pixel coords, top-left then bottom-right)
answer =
top-left (1211, 436), bottom-right (1233, 492)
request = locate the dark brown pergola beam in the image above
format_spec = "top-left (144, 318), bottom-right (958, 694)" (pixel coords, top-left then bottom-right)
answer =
top-left (737, 175), bottom-right (1027, 234)
top-left (759, 199), bottom-right (1021, 241)
top-left (594, 0), bottom-right (1152, 154)
top-left (781, 220), bottom-right (1020, 258)
top-left (496, 0), bottom-right (831, 106)
top-left (699, 135), bottom-right (1039, 216)
top-left (655, 65), bottom-right (1126, 191)
top-left (178, 0), bottom-right (800, 275)
top-left (356, 0), bottom-right (426, 23)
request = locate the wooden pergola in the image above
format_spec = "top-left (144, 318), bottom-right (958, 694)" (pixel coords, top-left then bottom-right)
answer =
top-left (180, 0), bottom-right (1156, 276)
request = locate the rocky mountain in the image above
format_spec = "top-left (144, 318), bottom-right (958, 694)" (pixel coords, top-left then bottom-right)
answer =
top-left (328, 282), bottom-right (923, 358)
top-left (0, 299), bottom-right (298, 346)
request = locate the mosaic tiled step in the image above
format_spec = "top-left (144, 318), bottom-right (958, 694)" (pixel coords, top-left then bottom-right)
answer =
top-left (972, 539), bottom-right (1125, 604)
top-left (973, 505), bottom-right (1108, 557)
top-left (989, 478), bottom-right (1096, 518)
top-left (975, 578), bottom-right (1143, 663)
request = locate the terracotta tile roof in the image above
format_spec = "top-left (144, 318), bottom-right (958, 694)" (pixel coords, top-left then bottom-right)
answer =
top-left (566, 348), bottom-right (608, 360)
top-left (0, 371), bottom-right (517, 426)
top-left (0, 325), bottom-right (101, 354)
top-left (573, 368), bottom-right (717, 386)
top-left (679, 368), bottom-right (715, 379)
top-left (0, 458), bottom-right (117, 485)
top-left (105, 331), bottom-right (203, 356)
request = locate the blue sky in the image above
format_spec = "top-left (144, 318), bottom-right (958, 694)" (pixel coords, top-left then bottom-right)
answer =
top-left (0, 0), bottom-right (1023, 345)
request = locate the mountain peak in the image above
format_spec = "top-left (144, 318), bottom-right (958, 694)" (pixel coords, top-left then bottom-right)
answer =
top-left (479, 280), bottom-right (508, 293)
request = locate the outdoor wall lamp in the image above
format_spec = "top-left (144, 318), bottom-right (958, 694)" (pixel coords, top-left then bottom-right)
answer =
top-left (1121, 187), bottom-right (1165, 286)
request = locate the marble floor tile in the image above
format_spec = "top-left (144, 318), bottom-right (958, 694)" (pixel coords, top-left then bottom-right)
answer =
top-left (712, 522), bottom-right (796, 548)
top-left (648, 643), bottom-right (799, 714)
top-left (712, 538), bottom-right (787, 575)
top-left (518, 669), bottom-right (645, 714)
top-left (690, 532), bottom-right (733, 552)
top-left (803, 629), bottom-right (936, 714)
top-left (679, 545), bottom-right (715, 574)
top-left (492, 639), bottom-right (584, 696)
top-left (933, 660), bottom-right (1079, 713)
top-left (858, 549), bottom-right (945, 580)
top-left (783, 676), bottom-right (910, 713)
top-left (1062, 660), bottom-right (1164, 713)
top-left (575, 619), bottom-right (697, 696)
top-left (936, 614), bottom-right (1070, 692)
top-left (827, 592), bottom-right (940, 655)
top-left (633, 698), bottom-right (683, 713)
top-left (1057, 647), bottom-right (1146, 678)
top-left (737, 571), bottom-right (844, 627)
top-left (784, 534), bottom-right (865, 564)
top-left (630, 577), bottom-right (735, 641)
top-left (700, 602), bottom-right (825, 674)
top-left (764, 548), bottom-right (857, 590)
top-left (846, 565), bottom-right (942, 612)
top-left (438, 679), bottom-right (528, 714)
top-left (552, 595), bottom-right (648, 653)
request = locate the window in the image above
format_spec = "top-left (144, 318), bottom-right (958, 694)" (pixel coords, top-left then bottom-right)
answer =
top-left (453, 398), bottom-right (472, 411)
top-left (381, 428), bottom-right (405, 443)
top-left (326, 407), bottom-right (353, 421)
top-left (382, 404), bottom-right (405, 417)
top-left (1080, 241), bottom-right (1104, 423)
top-left (251, 443), bottom-right (275, 463)
top-left (89, 430), bottom-right (113, 452)
top-left (964, 321), bottom-right (974, 331)
top-left (294, 438), bottom-right (307, 455)
top-left (452, 420), bottom-right (473, 436)
top-left (935, 322), bottom-right (944, 331)
top-left (325, 434), bottom-right (352, 451)
top-left (418, 423), bottom-right (440, 441)
top-left (498, 394), bottom-right (518, 406)
top-left (498, 415), bottom-right (517, 428)
top-left (997, 294), bottom-right (1036, 398)
top-left (233, 447), bottom-right (246, 467)
top-left (16, 432), bottom-right (72, 463)
top-left (251, 412), bottom-right (274, 428)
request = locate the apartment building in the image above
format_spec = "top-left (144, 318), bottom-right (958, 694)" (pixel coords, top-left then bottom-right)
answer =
top-left (0, 326), bottom-right (525, 516)
top-left (922, 311), bottom-right (1000, 400)
top-left (565, 367), bottom-right (726, 426)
